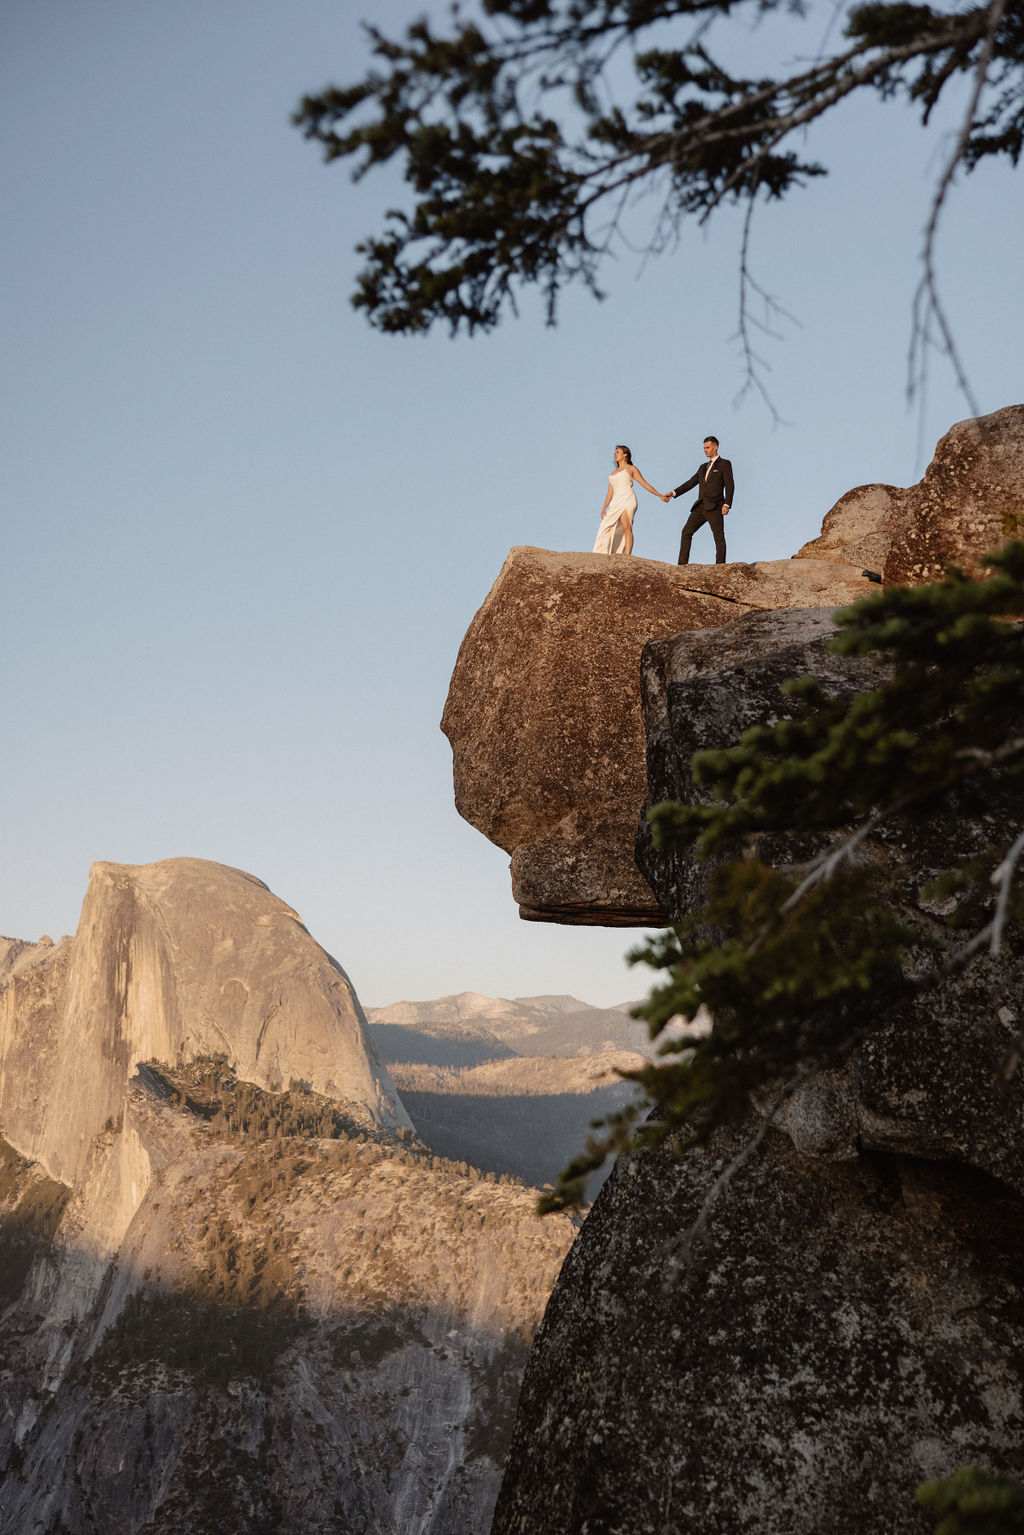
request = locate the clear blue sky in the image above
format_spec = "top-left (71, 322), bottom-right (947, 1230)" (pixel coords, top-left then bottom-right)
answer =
top-left (2, 1), bottom-right (1021, 1008)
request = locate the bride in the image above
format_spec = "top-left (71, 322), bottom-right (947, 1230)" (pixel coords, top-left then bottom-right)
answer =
top-left (593, 445), bottom-right (669, 555)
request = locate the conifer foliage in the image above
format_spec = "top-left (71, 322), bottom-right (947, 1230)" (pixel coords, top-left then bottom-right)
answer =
top-left (916, 1466), bottom-right (1024, 1533)
top-left (295, 0), bottom-right (1024, 336)
top-left (539, 539), bottom-right (1024, 1214)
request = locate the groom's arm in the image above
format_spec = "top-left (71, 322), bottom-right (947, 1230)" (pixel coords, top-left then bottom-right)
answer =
top-left (672, 468), bottom-right (700, 498)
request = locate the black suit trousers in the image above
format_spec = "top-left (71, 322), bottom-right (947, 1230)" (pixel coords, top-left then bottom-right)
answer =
top-left (678, 503), bottom-right (726, 564)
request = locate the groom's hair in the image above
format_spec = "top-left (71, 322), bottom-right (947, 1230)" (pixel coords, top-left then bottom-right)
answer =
top-left (704, 435), bottom-right (719, 446)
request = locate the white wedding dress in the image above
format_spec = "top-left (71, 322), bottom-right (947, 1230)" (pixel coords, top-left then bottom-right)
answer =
top-left (593, 468), bottom-right (638, 554)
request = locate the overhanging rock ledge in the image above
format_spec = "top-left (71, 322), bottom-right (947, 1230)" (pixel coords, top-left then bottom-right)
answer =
top-left (441, 548), bottom-right (877, 924)
top-left (441, 404), bottom-right (1024, 924)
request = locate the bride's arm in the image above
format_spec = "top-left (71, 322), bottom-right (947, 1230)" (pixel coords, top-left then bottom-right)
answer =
top-left (599, 481), bottom-right (612, 519)
top-left (631, 466), bottom-right (665, 498)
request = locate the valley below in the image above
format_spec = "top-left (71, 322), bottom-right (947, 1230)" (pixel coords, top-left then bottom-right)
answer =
top-left (366, 992), bottom-right (648, 1193)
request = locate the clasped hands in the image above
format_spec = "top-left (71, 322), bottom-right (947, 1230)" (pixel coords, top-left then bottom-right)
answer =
top-left (658, 492), bottom-right (729, 513)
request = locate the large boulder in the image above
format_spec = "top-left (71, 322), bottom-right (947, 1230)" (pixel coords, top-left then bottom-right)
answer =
top-left (441, 548), bottom-right (873, 924)
top-left (793, 482), bottom-right (899, 572)
top-left (795, 403), bottom-right (1024, 582)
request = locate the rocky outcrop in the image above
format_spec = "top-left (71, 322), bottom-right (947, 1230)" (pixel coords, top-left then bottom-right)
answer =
top-left (793, 482), bottom-right (899, 571)
top-left (0, 861), bottom-right (578, 1534)
top-left (795, 403), bottom-right (1024, 583)
top-left (493, 601), bottom-right (1024, 1534)
top-left (441, 548), bottom-right (873, 923)
top-left (0, 858), bottom-right (410, 1191)
top-left (444, 407), bottom-right (1023, 924)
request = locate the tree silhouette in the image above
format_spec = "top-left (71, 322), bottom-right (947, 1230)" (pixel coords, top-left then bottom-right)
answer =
top-left (296, 0), bottom-right (1022, 405)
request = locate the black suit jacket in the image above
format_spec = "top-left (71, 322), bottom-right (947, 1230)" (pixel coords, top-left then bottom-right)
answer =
top-left (673, 456), bottom-right (734, 510)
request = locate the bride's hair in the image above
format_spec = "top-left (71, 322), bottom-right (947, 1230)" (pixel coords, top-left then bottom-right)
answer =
top-left (615, 444), bottom-right (633, 463)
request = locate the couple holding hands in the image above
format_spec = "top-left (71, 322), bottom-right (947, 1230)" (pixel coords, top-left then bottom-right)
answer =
top-left (593, 437), bottom-right (734, 564)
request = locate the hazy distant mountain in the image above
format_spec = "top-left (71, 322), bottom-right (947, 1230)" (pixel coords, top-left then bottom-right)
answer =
top-left (366, 990), bottom-right (650, 1068)
top-left (368, 990), bottom-right (611, 1023)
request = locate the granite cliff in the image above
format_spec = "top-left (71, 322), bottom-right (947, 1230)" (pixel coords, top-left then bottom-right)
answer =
top-left (493, 600), bottom-right (1024, 1534)
top-left (0, 860), bottom-right (577, 1534)
top-left (0, 857), bottom-right (411, 1192)
top-left (438, 406), bottom-right (1024, 1532)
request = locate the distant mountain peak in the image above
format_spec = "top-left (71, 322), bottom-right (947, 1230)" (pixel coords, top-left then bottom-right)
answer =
top-left (510, 994), bottom-right (596, 1014)
top-left (0, 857), bottom-right (411, 1189)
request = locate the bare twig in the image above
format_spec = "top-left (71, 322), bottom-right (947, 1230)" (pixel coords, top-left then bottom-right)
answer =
top-left (732, 195), bottom-right (797, 427)
top-left (955, 736), bottom-right (1024, 769)
top-left (779, 793), bottom-right (918, 914)
top-left (908, 0), bottom-right (1006, 409)
top-left (778, 734), bottom-right (1024, 917)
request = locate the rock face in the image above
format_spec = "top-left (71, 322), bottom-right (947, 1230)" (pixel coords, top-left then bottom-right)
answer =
top-left (444, 406), bottom-right (1023, 924)
top-left (636, 605), bottom-right (878, 915)
top-left (638, 604), bottom-right (1024, 1184)
top-left (493, 603), bottom-right (1024, 1534)
top-left (0, 1089), bottom-right (575, 1535)
top-left (441, 547), bottom-right (873, 923)
top-left (793, 482), bottom-right (898, 572)
top-left (493, 1129), bottom-right (1024, 1535)
top-left (795, 403), bottom-right (1024, 583)
top-left (0, 861), bottom-right (577, 1535)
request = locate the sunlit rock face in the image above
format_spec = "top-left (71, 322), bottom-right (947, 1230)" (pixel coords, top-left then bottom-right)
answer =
top-left (0, 862), bottom-right (578, 1535)
top-left (795, 402), bottom-right (1024, 583)
top-left (793, 482), bottom-right (899, 572)
top-left (0, 858), bottom-right (410, 1190)
top-left (441, 547), bottom-right (871, 924)
top-left (0, 1089), bottom-right (576, 1535)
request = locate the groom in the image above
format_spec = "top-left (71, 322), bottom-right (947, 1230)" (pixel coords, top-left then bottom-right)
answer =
top-left (667, 436), bottom-right (734, 564)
